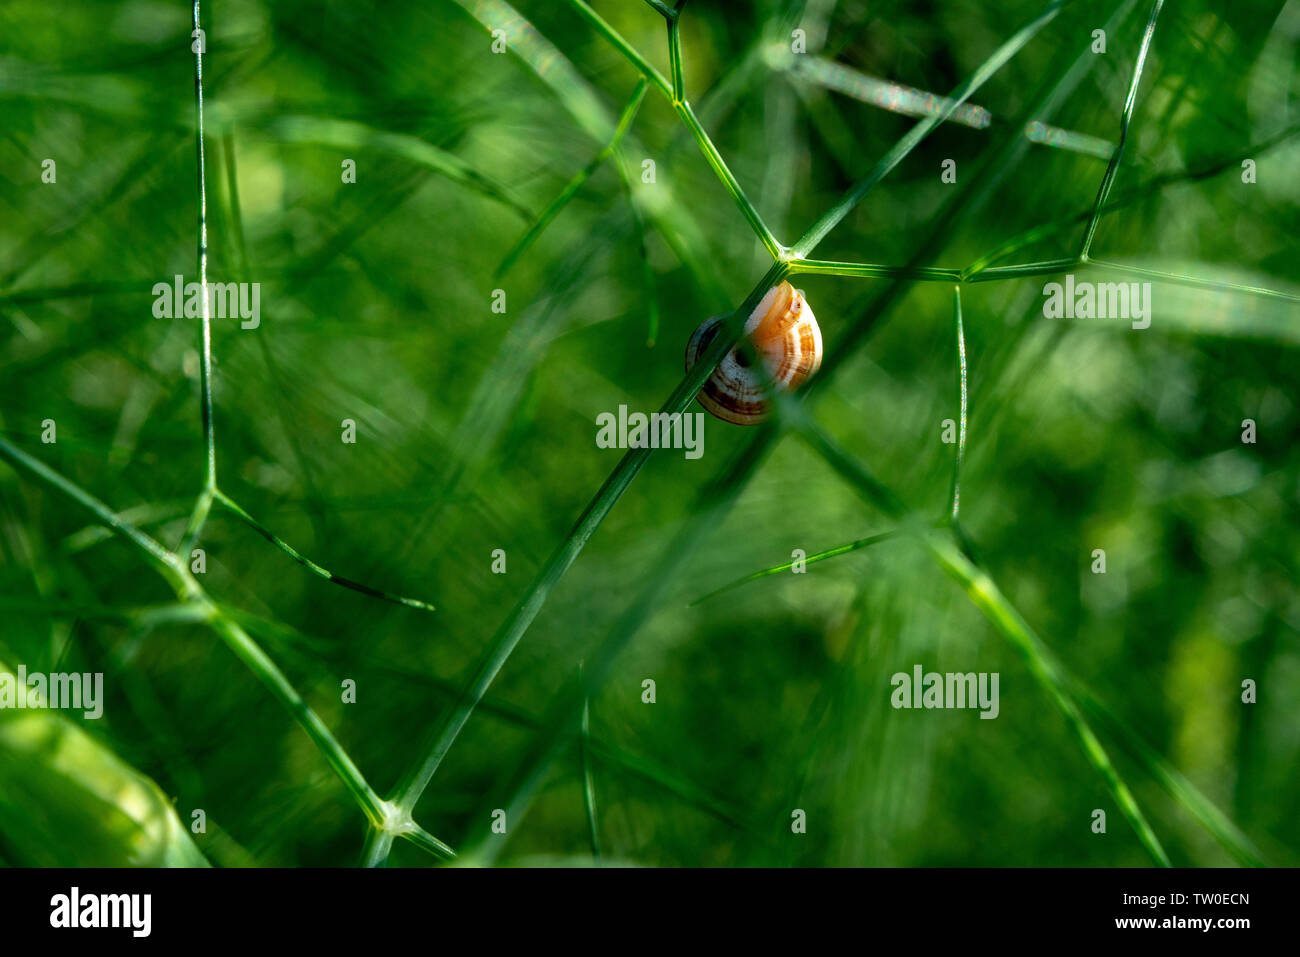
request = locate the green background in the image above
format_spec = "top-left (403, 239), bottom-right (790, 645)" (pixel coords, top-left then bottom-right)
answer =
top-left (0, 0), bottom-right (1297, 866)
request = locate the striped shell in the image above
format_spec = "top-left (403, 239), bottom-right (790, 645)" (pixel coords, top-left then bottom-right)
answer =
top-left (684, 281), bottom-right (823, 425)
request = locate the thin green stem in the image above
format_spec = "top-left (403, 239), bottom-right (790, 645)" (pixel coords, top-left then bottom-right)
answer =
top-left (1079, 0), bottom-right (1165, 260)
top-left (967, 119), bottom-right (1300, 276)
top-left (403, 823), bottom-right (457, 861)
top-left (460, 434), bottom-right (776, 865)
top-left (580, 663), bottom-right (601, 862)
top-left (0, 436), bottom-right (443, 841)
top-left (667, 14), bottom-right (685, 104)
top-left (786, 54), bottom-right (1121, 163)
top-left (177, 487), bottom-right (214, 561)
top-left (385, 262), bottom-right (789, 843)
top-left (964, 257), bottom-right (1082, 282)
top-left (675, 101), bottom-right (784, 259)
top-left (797, 423), bottom-right (1171, 866)
top-left (192, 1), bottom-right (216, 492)
top-left (568, 0), bottom-right (671, 97)
top-left (1071, 683), bottom-right (1266, 867)
top-left (925, 532), bottom-right (1170, 866)
top-left (567, 0), bottom-right (783, 260)
top-left (497, 78), bottom-right (649, 279)
top-left (962, 254), bottom-right (1300, 304)
top-left (964, 224), bottom-right (1076, 276)
top-left (790, 258), bottom-right (961, 282)
top-left (1086, 259), bottom-right (1300, 304)
top-left (949, 286), bottom-right (967, 522)
top-left (691, 530), bottom-right (900, 604)
top-left (0, 436), bottom-right (179, 572)
top-left (227, 599), bottom-right (756, 836)
top-left (206, 613), bottom-right (390, 826)
top-left (360, 830), bottom-right (394, 868)
top-left (213, 489), bottom-right (436, 612)
top-left (790, 0), bottom-right (1066, 259)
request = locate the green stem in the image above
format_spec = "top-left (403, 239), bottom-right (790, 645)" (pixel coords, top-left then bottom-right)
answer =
top-left (461, 434), bottom-right (777, 865)
top-left (1079, 0), bottom-right (1165, 260)
top-left (206, 613), bottom-right (390, 826)
top-left (926, 533), bottom-right (1171, 866)
top-left (567, 0), bottom-right (783, 260)
top-left (0, 436), bottom-right (436, 840)
top-left (675, 101), bottom-right (784, 259)
top-left (964, 257), bottom-right (1081, 282)
top-left (1071, 684), bottom-right (1266, 866)
top-left (692, 530), bottom-right (900, 604)
top-left (580, 663), bottom-right (601, 861)
top-left (667, 14), bottom-right (685, 105)
top-left (797, 424), bottom-right (1171, 866)
top-left (404, 824), bottom-right (457, 861)
top-left (949, 286), bottom-right (967, 522)
top-left (1086, 259), bottom-right (1300, 304)
top-left (0, 436), bottom-right (178, 572)
top-left (791, 259), bottom-right (961, 282)
top-left (386, 261), bottom-right (789, 837)
top-left (497, 78), bottom-right (649, 279)
top-left (360, 830), bottom-right (394, 868)
top-left (214, 489), bottom-right (436, 612)
top-left (567, 0), bottom-right (671, 96)
top-left (192, 1), bottom-right (216, 493)
top-left (966, 118), bottom-right (1300, 276)
top-left (178, 483), bottom-right (214, 558)
top-left (790, 0), bottom-right (1066, 259)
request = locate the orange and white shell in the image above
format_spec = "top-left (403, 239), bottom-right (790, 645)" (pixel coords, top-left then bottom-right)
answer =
top-left (684, 281), bottom-right (823, 425)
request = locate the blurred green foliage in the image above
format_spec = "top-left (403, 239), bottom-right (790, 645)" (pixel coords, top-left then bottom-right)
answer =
top-left (0, 0), bottom-right (1297, 866)
top-left (0, 659), bottom-right (208, 866)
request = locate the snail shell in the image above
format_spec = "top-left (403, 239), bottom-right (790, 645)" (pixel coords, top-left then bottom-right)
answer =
top-left (684, 281), bottom-right (823, 425)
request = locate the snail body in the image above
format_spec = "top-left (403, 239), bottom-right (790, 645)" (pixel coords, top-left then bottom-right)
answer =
top-left (684, 281), bottom-right (822, 425)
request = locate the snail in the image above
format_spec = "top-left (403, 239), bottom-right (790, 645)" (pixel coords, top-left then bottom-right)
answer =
top-left (684, 281), bottom-right (823, 425)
